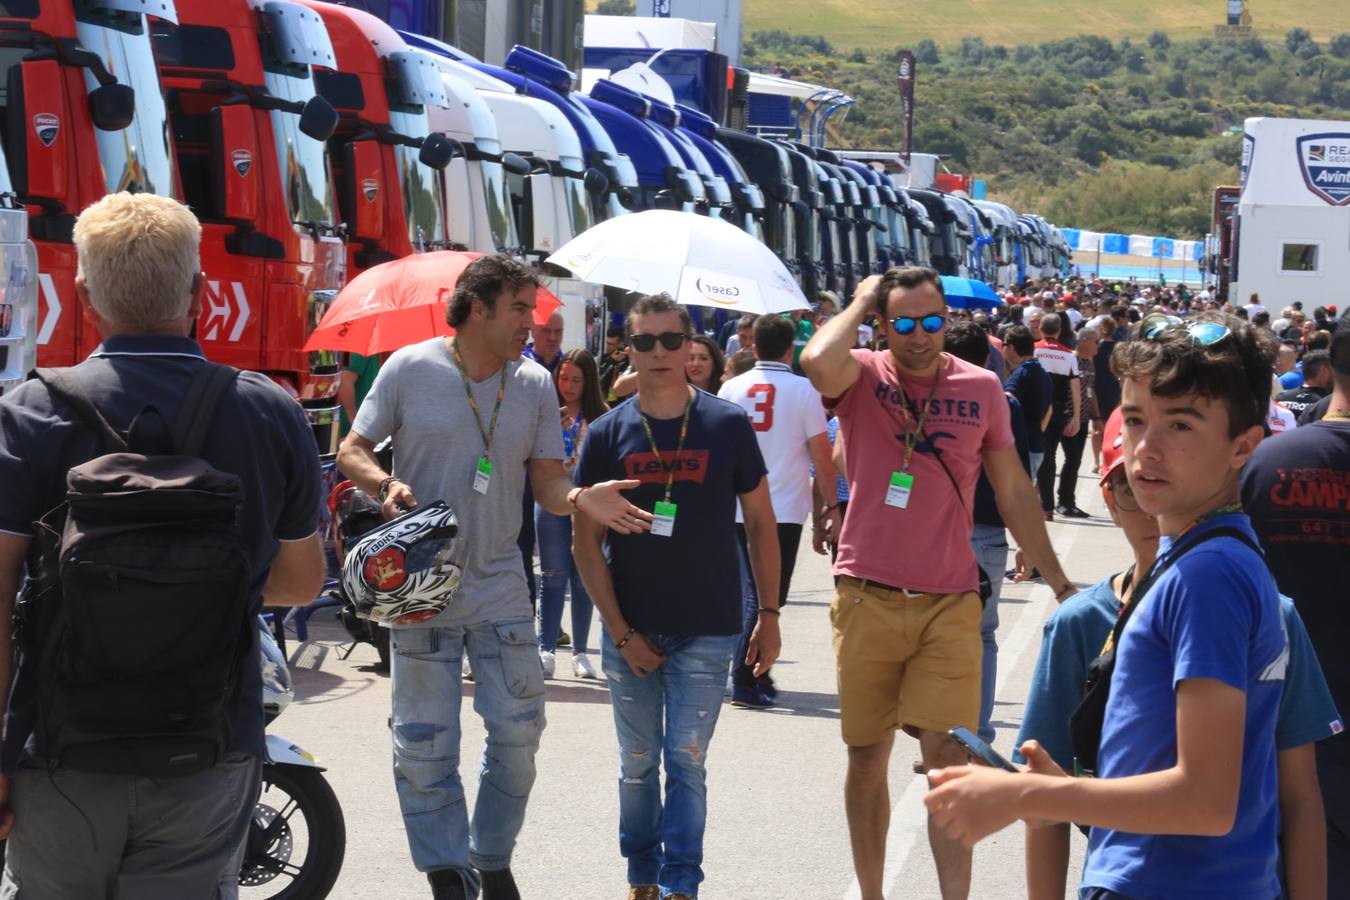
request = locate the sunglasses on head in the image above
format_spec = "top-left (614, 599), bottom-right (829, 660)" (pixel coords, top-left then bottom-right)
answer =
top-left (629, 331), bottom-right (689, 352)
top-left (889, 313), bottom-right (946, 336)
top-left (1140, 314), bottom-right (1230, 346)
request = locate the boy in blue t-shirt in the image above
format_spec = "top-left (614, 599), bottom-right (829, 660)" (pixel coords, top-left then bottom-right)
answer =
top-left (925, 313), bottom-right (1291, 900)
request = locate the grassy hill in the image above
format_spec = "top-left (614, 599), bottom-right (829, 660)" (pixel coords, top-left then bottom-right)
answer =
top-left (740, 0), bottom-right (1342, 52)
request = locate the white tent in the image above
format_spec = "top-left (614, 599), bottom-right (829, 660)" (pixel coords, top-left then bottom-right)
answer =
top-left (583, 15), bottom-right (716, 51)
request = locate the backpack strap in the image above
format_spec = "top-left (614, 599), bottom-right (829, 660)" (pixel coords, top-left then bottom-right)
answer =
top-left (172, 363), bottom-right (239, 457)
top-left (32, 368), bottom-right (128, 453)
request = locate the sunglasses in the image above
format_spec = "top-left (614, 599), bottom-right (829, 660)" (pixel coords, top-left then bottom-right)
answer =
top-left (1140, 314), bottom-right (1230, 346)
top-left (629, 331), bottom-right (689, 352)
top-left (889, 313), bottom-right (946, 336)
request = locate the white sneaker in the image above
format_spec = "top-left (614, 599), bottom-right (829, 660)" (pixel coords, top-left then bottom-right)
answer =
top-left (540, 649), bottom-right (556, 678)
top-left (462, 655), bottom-right (473, 682)
top-left (572, 653), bottom-right (597, 679)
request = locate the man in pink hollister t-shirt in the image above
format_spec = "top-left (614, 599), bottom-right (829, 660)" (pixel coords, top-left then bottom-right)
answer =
top-left (801, 268), bottom-right (1076, 900)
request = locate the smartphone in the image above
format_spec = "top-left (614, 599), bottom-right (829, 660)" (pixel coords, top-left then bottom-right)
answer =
top-left (948, 726), bottom-right (1019, 773)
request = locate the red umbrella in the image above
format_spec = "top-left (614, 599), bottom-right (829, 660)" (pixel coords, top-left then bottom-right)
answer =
top-left (303, 251), bottom-right (563, 356)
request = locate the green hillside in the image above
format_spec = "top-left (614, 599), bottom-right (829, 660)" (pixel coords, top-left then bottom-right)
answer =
top-left (741, 0), bottom-right (1341, 52)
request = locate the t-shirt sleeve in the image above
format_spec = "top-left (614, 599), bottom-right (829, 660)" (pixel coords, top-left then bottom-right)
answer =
top-left (1162, 551), bottom-right (1258, 691)
top-left (273, 394), bottom-right (323, 541)
top-left (530, 374), bottom-right (565, 461)
top-left (1014, 612), bottom-right (1091, 770)
top-left (350, 353), bottom-right (400, 443)
top-left (1277, 599), bottom-right (1343, 750)
top-left (730, 409), bottom-right (768, 495)
top-left (575, 417), bottom-right (609, 488)
top-left (824, 349), bottom-right (878, 415)
top-left (981, 373), bottom-right (1015, 453)
top-left (0, 393), bottom-right (37, 535)
top-left (1006, 396), bottom-right (1031, 473)
top-left (802, 384), bottom-right (829, 441)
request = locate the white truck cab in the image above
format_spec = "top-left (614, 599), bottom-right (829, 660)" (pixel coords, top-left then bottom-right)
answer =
top-left (0, 143), bottom-right (37, 394)
top-left (1233, 116), bottom-right (1350, 310)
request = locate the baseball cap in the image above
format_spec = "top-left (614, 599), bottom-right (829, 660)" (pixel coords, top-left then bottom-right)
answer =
top-left (1098, 407), bottom-right (1126, 487)
top-left (1332, 312), bottom-right (1350, 375)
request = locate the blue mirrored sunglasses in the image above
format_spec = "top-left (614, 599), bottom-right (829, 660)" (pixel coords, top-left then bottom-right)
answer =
top-left (890, 313), bottom-right (946, 336)
top-left (1140, 314), bottom-right (1230, 346)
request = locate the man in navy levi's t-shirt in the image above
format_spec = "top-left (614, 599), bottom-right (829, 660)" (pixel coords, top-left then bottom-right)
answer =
top-left (923, 313), bottom-right (1289, 900)
top-left (573, 294), bottom-right (778, 900)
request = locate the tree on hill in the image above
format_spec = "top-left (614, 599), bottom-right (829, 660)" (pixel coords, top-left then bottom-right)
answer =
top-left (1285, 28), bottom-right (1319, 59)
top-left (1331, 34), bottom-right (1350, 59)
top-left (596, 0), bottom-right (634, 14)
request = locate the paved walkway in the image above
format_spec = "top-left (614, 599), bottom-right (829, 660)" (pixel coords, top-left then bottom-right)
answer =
top-left (260, 470), bottom-right (1127, 899)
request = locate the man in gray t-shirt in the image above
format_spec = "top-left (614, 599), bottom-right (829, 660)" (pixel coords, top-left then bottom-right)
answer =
top-left (338, 255), bottom-right (648, 900)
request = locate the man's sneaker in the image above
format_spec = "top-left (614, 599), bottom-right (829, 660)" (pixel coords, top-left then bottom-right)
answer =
top-left (627, 886), bottom-right (659, 900)
top-left (428, 869), bottom-right (468, 900)
top-left (540, 649), bottom-right (556, 678)
top-left (756, 673), bottom-right (778, 699)
top-left (557, 630), bottom-right (571, 648)
top-left (462, 656), bottom-right (473, 682)
top-left (669, 895), bottom-right (694, 900)
top-left (731, 684), bottom-right (773, 709)
top-left (572, 652), bottom-right (597, 679)
top-left (1056, 504), bottom-right (1091, 519)
top-left (478, 867), bottom-right (521, 900)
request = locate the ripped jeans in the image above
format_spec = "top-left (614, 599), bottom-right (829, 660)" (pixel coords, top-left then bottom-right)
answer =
top-left (389, 619), bottom-right (546, 892)
top-left (601, 633), bottom-right (737, 898)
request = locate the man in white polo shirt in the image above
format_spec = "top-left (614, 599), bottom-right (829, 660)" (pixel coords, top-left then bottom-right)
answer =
top-left (720, 314), bottom-right (839, 707)
top-left (1032, 313), bottom-right (1081, 520)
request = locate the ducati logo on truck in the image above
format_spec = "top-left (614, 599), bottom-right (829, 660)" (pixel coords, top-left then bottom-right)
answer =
top-left (231, 149), bottom-right (252, 177)
top-left (1297, 132), bottom-right (1350, 206)
top-left (33, 113), bottom-right (59, 148)
top-left (362, 178), bottom-right (379, 202)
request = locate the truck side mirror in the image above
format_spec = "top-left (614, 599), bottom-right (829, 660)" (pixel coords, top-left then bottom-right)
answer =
top-left (345, 139), bottom-right (384, 243)
top-left (211, 105), bottom-right (259, 222)
top-left (583, 166), bottom-right (609, 196)
top-left (298, 95), bottom-right (338, 142)
top-left (88, 82), bottom-right (135, 132)
top-left (501, 152), bottom-right (531, 177)
top-left (527, 172), bottom-right (558, 252)
top-left (417, 133), bottom-right (456, 171)
top-left (15, 59), bottom-right (68, 204)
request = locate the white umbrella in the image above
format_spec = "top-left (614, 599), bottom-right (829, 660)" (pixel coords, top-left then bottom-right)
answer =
top-left (545, 209), bottom-right (809, 314)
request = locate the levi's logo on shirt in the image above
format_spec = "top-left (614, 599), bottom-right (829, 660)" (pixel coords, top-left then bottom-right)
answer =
top-left (623, 450), bottom-right (710, 485)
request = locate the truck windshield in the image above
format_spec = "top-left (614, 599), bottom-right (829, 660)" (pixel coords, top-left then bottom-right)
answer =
top-left (77, 15), bottom-right (176, 197)
top-left (389, 109), bottom-right (445, 249)
top-left (0, 142), bottom-right (12, 195)
top-left (265, 70), bottom-right (337, 228)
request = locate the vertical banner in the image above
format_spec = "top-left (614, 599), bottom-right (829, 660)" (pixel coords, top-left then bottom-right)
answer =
top-left (896, 50), bottom-right (916, 165)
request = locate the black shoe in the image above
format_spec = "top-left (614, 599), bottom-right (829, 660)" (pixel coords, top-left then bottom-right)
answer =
top-left (479, 867), bottom-right (522, 900)
top-left (1056, 504), bottom-right (1090, 519)
top-left (428, 869), bottom-right (468, 900)
top-left (756, 672), bottom-right (777, 699)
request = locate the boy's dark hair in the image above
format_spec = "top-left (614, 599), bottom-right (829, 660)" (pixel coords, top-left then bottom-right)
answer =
top-left (1112, 313), bottom-right (1275, 437)
top-left (726, 348), bottom-right (757, 378)
top-left (944, 320), bottom-right (990, 367)
top-left (1302, 350), bottom-right (1331, 381)
top-left (1306, 330), bottom-right (1332, 352)
top-left (625, 293), bottom-right (691, 336)
top-left (1253, 310), bottom-right (1271, 327)
top-left (606, 323), bottom-right (625, 339)
top-left (872, 266), bottom-right (945, 315)
top-left (1007, 305), bottom-right (1024, 323)
top-left (447, 254), bottom-right (540, 328)
top-left (753, 315), bottom-right (796, 361)
top-left (1004, 324), bottom-right (1035, 358)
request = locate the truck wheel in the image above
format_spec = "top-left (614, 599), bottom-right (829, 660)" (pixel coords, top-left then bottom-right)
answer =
top-left (239, 763), bottom-right (346, 899)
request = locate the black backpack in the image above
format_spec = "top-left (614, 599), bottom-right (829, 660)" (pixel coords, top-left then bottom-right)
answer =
top-left (1069, 525), bottom-right (1264, 779)
top-left (15, 364), bottom-right (253, 778)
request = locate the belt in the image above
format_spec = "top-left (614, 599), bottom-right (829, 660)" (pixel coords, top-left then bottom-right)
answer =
top-left (847, 576), bottom-right (929, 599)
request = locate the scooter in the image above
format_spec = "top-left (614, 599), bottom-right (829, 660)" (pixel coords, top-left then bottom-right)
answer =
top-left (239, 617), bottom-right (347, 899)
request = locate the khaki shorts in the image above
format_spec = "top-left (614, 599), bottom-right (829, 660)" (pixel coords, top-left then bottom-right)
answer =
top-left (831, 576), bottom-right (982, 747)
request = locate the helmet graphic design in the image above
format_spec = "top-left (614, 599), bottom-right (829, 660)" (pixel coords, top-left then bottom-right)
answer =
top-left (342, 501), bottom-right (464, 625)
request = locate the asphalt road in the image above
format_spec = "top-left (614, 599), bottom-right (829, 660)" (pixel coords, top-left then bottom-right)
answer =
top-left (257, 472), bottom-right (1125, 900)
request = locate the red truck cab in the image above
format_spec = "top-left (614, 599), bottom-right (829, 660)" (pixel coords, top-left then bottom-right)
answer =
top-left (297, 0), bottom-right (454, 276)
top-left (0, 0), bottom-right (177, 370)
top-left (151, 0), bottom-right (346, 455)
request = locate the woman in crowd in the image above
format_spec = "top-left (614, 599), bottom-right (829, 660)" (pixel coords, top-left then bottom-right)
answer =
top-left (536, 349), bottom-right (607, 679)
top-left (686, 334), bottom-right (725, 393)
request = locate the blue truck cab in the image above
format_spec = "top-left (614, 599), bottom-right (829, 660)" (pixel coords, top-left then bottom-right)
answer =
top-left (580, 79), bottom-right (703, 213)
top-left (643, 96), bottom-right (732, 220)
top-left (777, 144), bottom-right (827, 299)
top-left (841, 160), bottom-right (904, 270)
top-left (676, 105), bottom-right (766, 240)
top-left (717, 128), bottom-right (801, 281)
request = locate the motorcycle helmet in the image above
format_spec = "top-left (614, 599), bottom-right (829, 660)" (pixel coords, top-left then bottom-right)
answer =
top-left (341, 501), bottom-right (464, 625)
top-left (328, 480), bottom-right (387, 554)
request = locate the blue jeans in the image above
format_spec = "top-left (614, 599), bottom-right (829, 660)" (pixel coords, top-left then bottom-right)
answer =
top-left (534, 505), bottom-right (594, 653)
top-left (971, 524), bottom-right (1009, 744)
top-left (389, 619), bottom-right (546, 891)
top-left (601, 633), bottom-right (738, 898)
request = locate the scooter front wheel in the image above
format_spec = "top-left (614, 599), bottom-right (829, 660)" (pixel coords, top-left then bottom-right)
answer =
top-left (239, 763), bottom-right (346, 899)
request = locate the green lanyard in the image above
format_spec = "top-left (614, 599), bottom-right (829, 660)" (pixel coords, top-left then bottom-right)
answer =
top-left (450, 339), bottom-right (508, 461)
top-left (638, 389), bottom-right (694, 504)
top-left (896, 365), bottom-right (943, 473)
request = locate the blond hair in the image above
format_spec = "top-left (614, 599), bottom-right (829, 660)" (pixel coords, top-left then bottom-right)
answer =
top-left (74, 193), bottom-right (201, 330)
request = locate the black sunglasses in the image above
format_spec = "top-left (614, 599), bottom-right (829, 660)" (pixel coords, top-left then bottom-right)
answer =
top-left (629, 331), bottom-right (690, 352)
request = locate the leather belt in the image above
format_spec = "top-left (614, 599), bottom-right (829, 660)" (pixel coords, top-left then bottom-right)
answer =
top-left (847, 576), bottom-right (929, 599)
